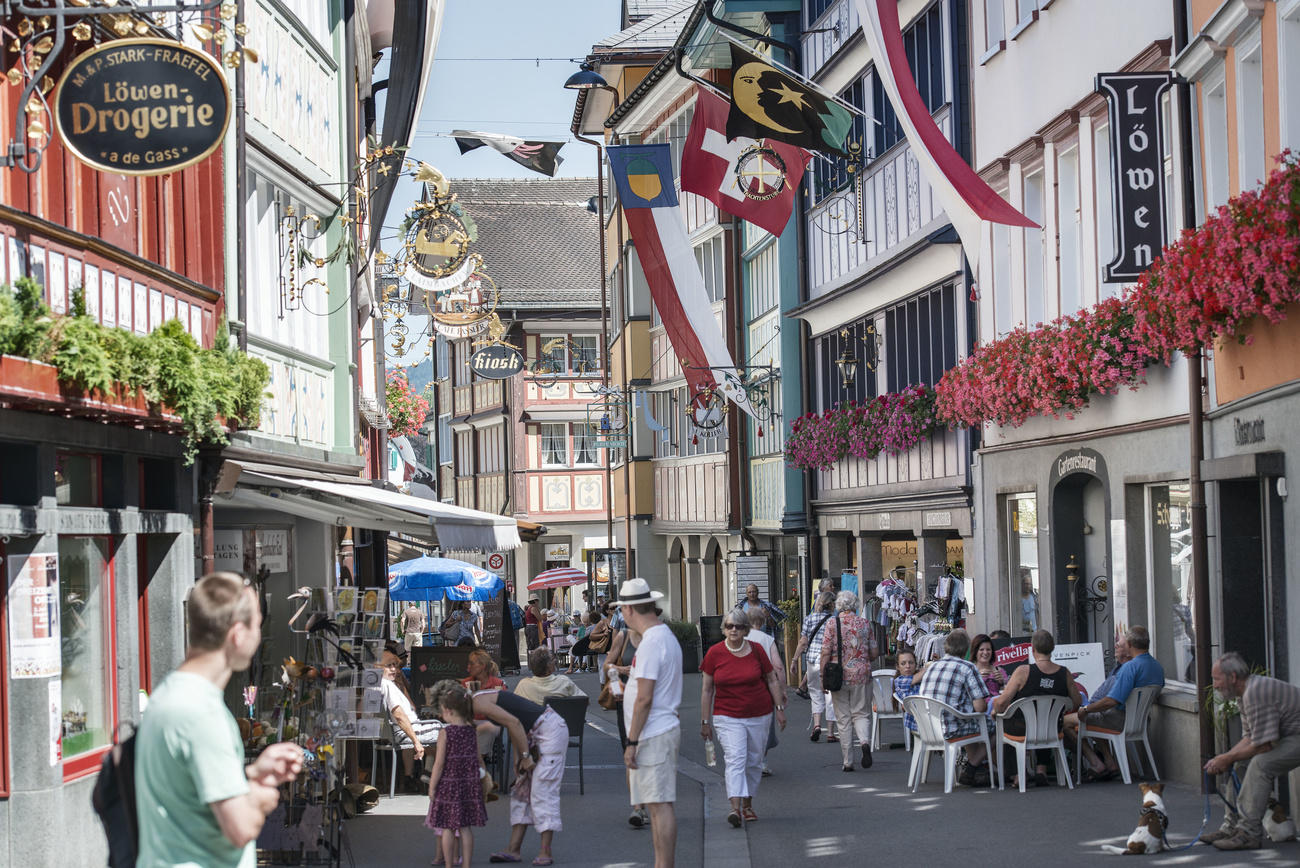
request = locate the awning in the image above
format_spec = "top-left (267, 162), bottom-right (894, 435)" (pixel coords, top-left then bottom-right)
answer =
top-left (215, 461), bottom-right (520, 551)
top-left (517, 519), bottom-right (546, 543)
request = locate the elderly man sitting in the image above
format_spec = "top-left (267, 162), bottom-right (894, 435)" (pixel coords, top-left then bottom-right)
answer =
top-left (514, 648), bottom-right (586, 705)
top-left (919, 629), bottom-right (991, 786)
top-left (1064, 625), bottom-right (1164, 781)
top-left (1200, 652), bottom-right (1300, 851)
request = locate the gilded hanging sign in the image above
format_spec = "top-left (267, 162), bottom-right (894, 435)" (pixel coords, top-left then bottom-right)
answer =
top-left (54, 38), bottom-right (231, 176)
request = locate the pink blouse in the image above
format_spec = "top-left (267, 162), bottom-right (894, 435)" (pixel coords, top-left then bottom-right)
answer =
top-left (819, 613), bottom-right (876, 685)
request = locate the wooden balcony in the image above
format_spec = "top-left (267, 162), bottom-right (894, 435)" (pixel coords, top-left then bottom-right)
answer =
top-left (652, 454), bottom-right (729, 526)
top-left (815, 427), bottom-right (968, 500)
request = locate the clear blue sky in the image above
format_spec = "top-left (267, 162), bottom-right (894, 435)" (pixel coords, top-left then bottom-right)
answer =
top-left (379, 0), bottom-right (620, 369)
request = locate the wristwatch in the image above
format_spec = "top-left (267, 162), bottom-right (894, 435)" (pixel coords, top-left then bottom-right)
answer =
top-left (626, 739), bottom-right (639, 746)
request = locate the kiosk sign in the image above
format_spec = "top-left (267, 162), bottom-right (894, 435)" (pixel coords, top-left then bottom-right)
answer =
top-left (54, 38), bottom-right (231, 175)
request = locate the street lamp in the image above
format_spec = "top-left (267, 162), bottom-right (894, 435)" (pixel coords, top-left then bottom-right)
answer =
top-left (566, 61), bottom-right (629, 587)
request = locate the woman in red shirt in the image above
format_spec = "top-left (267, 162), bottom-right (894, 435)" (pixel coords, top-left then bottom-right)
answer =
top-left (700, 607), bottom-right (787, 827)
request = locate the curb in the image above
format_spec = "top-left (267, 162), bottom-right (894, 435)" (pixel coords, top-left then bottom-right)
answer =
top-left (584, 716), bottom-right (752, 868)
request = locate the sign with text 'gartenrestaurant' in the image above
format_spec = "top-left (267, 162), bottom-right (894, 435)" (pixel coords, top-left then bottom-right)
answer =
top-left (54, 38), bottom-right (231, 176)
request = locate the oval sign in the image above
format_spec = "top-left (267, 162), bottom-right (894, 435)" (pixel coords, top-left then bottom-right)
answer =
top-left (54, 38), bottom-right (231, 176)
top-left (470, 345), bottom-right (524, 380)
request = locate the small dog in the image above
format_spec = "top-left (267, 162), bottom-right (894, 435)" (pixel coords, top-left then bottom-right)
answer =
top-left (1263, 798), bottom-right (1297, 843)
top-left (1101, 783), bottom-right (1168, 855)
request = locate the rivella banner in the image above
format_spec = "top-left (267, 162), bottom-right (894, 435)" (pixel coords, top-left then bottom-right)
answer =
top-left (54, 38), bottom-right (231, 175)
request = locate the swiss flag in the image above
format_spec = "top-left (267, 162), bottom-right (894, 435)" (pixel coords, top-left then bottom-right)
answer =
top-left (681, 88), bottom-right (809, 237)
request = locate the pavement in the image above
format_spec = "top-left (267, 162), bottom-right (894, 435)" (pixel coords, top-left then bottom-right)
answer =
top-left (344, 670), bottom-right (1300, 867)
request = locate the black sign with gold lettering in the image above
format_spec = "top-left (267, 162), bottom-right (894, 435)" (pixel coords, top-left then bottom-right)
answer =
top-left (54, 38), bottom-right (231, 176)
top-left (470, 344), bottom-right (524, 380)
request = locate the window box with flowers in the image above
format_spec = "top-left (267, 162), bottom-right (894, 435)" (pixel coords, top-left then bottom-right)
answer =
top-left (785, 384), bottom-right (941, 470)
top-left (935, 154), bottom-right (1300, 428)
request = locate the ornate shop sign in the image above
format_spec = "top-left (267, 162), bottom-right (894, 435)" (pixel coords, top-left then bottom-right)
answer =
top-left (54, 38), bottom-right (231, 175)
top-left (1096, 71), bottom-right (1174, 283)
top-left (426, 264), bottom-right (497, 338)
top-left (470, 343), bottom-right (524, 380)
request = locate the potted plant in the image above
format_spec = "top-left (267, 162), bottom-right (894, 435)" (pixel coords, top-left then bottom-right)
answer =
top-left (777, 595), bottom-right (803, 672)
top-left (667, 619), bottom-right (701, 674)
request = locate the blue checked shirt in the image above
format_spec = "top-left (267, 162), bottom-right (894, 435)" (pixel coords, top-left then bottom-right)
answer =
top-left (801, 611), bottom-right (836, 669)
top-left (919, 655), bottom-right (990, 738)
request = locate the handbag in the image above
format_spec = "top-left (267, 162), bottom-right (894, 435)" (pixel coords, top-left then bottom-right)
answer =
top-left (821, 615), bottom-right (844, 692)
top-left (597, 679), bottom-right (618, 711)
top-left (588, 626), bottom-right (612, 654)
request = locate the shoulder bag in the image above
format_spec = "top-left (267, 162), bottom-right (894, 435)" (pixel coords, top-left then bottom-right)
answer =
top-left (821, 615), bottom-right (844, 692)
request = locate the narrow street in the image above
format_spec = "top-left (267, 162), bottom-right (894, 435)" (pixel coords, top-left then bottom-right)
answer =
top-left (348, 672), bottom-right (1295, 867)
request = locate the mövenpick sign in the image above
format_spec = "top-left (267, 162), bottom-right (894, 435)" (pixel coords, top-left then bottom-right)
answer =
top-left (54, 38), bottom-right (231, 175)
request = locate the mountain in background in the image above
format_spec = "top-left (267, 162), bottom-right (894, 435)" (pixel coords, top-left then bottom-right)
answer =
top-left (396, 358), bottom-right (435, 395)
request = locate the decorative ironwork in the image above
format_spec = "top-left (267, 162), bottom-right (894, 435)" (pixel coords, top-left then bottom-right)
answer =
top-left (834, 322), bottom-right (881, 388)
top-left (806, 139), bottom-right (870, 243)
top-left (529, 336), bottom-right (598, 387)
top-left (683, 363), bottom-right (776, 424)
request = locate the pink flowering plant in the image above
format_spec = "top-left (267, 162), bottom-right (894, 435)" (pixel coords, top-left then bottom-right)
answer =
top-left (786, 384), bottom-right (939, 470)
top-left (384, 371), bottom-right (430, 438)
top-left (936, 152), bottom-right (1300, 428)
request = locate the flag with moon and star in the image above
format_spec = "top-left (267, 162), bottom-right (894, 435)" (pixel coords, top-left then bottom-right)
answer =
top-left (607, 143), bottom-right (755, 419)
top-left (726, 42), bottom-right (854, 157)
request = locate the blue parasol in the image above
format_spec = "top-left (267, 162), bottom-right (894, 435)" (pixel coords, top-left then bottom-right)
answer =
top-left (387, 556), bottom-right (505, 602)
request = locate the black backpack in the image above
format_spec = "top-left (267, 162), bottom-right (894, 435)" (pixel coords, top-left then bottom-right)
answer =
top-left (91, 724), bottom-right (138, 868)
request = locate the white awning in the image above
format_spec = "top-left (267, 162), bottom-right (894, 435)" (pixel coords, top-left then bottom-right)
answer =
top-left (215, 461), bottom-right (520, 551)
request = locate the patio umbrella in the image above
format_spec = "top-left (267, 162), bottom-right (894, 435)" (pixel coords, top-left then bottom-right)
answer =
top-left (528, 566), bottom-right (588, 591)
top-left (387, 556), bottom-right (505, 602)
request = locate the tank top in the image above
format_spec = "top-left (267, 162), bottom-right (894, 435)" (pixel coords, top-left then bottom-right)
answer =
top-left (1019, 662), bottom-right (1070, 699)
top-left (491, 690), bottom-right (546, 731)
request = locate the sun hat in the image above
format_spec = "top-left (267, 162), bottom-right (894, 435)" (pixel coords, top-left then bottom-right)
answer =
top-left (614, 578), bottom-right (665, 606)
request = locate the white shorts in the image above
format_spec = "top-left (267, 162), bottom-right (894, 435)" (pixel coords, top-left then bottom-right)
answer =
top-left (629, 727), bottom-right (680, 805)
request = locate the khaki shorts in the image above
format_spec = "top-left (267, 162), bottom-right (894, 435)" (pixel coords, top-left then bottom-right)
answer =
top-left (629, 727), bottom-right (680, 805)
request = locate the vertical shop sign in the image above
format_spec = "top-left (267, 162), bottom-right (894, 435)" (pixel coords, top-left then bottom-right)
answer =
top-left (7, 553), bottom-right (61, 678)
top-left (256, 529), bottom-right (290, 573)
top-left (1097, 72), bottom-right (1174, 282)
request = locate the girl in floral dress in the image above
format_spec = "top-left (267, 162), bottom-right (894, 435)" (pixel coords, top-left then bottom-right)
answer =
top-left (426, 681), bottom-right (488, 868)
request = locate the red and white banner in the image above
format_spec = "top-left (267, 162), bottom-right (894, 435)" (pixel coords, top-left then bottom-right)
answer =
top-left (682, 88), bottom-right (808, 237)
top-left (625, 206), bottom-right (757, 417)
top-left (854, 0), bottom-right (1037, 266)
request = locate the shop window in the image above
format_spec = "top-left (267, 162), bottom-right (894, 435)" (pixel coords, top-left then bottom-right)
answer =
top-left (1006, 493), bottom-right (1040, 632)
top-left (1146, 483), bottom-right (1194, 683)
top-left (139, 457), bottom-right (176, 511)
top-left (0, 442), bottom-right (39, 506)
top-left (59, 535), bottom-right (117, 778)
top-left (55, 451), bottom-right (102, 507)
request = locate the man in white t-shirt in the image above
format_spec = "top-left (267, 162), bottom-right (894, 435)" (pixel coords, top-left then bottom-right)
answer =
top-left (617, 578), bottom-right (681, 868)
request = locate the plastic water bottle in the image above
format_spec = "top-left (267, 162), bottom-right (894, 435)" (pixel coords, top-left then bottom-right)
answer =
top-left (704, 738), bottom-right (717, 767)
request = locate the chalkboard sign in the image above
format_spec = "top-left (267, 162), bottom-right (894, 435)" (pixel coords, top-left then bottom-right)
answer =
top-left (481, 595), bottom-right (504, 667)
top-left (409, 647), bottom-right (471, 711)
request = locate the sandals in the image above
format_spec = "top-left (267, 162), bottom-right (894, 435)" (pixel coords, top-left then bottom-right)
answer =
top-left (809, 726), bottom-right (822, 742)
top-left (826, 734), bottom-right (840, 743)
top-left (742, 806), bottom-right (758, 823)
top-left (489, 855), bottom-right (521, 864)
top-left (532, 858), bottom-right (554, 867)
top-left (1082, 767), bottom-right (1117, 783)
top-left (842, 764), bottom-right (855, 772)
top-left (727, 810), bottom-right (742, 828)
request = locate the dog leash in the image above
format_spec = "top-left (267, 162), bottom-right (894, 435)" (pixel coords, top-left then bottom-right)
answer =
top-left (1160, 768), bottom-right (1241, 852)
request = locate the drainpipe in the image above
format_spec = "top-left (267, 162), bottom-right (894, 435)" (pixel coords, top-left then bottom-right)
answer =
top-left (1172, 0), bottom-right (1214, 784)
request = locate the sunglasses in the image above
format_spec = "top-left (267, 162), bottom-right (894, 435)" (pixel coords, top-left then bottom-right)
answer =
top-left (723, 623), bottom-right (748, 631)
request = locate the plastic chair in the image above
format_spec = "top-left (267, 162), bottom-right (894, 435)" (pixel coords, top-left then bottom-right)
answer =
top-left (545, 695), bottom-right (590, 795)
top-left (902, 695), bottom-right (992, 794)
top-left (869, 669), bottom-right (909, 751)
top-left (994, 695), bottom-right (1074, 792)
top-left (1076, 684), bottom-right (1162, 785)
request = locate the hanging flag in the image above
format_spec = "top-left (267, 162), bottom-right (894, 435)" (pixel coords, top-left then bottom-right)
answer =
top-left (726, 42), bottom-right (854, 157)
top-left (682, 87), bottom-right (808, 236)
top-left (452, 130), bottom-right (565, 177)
top-left (853, 0), bottom-right (1036, 267)
top-left (607, 143), bottom-right (755, 418)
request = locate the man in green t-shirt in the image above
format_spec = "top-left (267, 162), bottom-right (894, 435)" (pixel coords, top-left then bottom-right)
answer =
top-left (136, 572), bottom-right (303, 868)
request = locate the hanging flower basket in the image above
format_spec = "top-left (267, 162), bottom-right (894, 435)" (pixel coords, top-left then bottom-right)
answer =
top-left (385, 371), bottom-right (430, 439)
top-left (936, 152), bottom-right (1300, 429)
top-left (786, 384), bottom-right (940, 470)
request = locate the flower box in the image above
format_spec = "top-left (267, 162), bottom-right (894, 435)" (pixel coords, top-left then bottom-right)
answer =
top-left (0, 354), bottom-right (183, 425)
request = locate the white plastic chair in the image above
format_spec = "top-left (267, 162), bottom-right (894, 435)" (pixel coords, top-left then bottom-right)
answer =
top-left (1076, 684), bottom-right (1162, 785)
top-left (994, 695), bottom-right (1074, 792)
top-left (902, 695), bottom-right (992, 793)
top-left (869, 669), bottom-right (909, 751)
